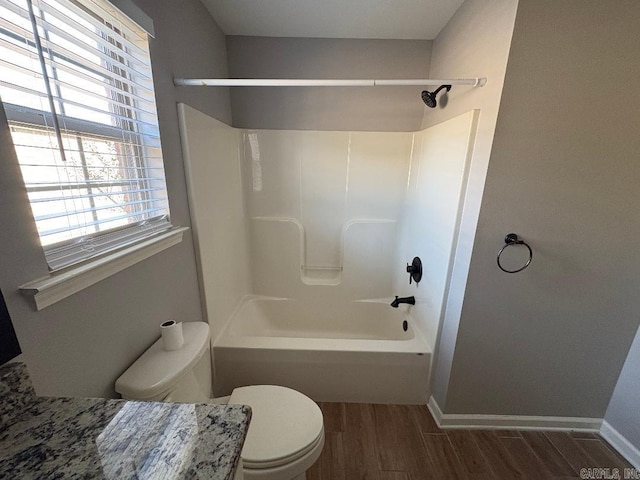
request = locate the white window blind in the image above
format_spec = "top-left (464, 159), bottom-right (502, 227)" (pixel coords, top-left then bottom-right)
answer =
top-left (0, 0), bottom-right (172, 271)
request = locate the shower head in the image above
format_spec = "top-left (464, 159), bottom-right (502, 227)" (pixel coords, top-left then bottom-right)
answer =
top-left (421, 84), bottom-right (452, 108)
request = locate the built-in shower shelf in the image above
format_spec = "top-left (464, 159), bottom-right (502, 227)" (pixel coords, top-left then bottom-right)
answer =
top-left (301, 265), bottom-right (342, 286)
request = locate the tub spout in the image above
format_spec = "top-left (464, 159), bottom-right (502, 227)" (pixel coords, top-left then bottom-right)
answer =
top-left (390, 296), bottom-right (415, 308)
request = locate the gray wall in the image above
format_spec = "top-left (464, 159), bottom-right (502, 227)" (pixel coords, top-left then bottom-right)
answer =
top-left (605, 324), bottom-right (640, 448)
top-left (442, 0), bottom-right (640, 417)
top-left (226, 36), bottom-right (431, 131)
top-left (0, 0), bottom-right (230, 398)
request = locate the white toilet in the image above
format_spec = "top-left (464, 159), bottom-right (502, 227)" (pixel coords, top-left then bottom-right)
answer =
top-left (115, 322), bottom-right (324, 480)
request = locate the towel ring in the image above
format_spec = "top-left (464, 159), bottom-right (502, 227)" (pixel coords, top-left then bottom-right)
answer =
top-left (497, 233), bottom-right (532, 273)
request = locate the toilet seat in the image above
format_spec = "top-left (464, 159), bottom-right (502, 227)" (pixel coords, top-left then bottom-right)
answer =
top-left (228, 385), bottom-right (324, 470)
top-left (113, 321), bottom-right (324, 480)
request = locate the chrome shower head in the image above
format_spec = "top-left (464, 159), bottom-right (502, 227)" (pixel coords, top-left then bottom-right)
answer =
top-left (421, 84), bottom-right (451, 108)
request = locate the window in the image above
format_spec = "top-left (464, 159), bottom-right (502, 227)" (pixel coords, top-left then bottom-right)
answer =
top-left (0, 0), bottom-right (171, 271)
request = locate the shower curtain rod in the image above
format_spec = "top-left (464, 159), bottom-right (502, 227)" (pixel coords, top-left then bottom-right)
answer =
top-left (173, 77), bottom-right (487, 87)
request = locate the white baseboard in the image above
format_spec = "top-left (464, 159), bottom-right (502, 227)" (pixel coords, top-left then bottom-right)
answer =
top-left (600, 420), bottom-right (640, 469)
top-left (427, 396), bottom-right (601, 432)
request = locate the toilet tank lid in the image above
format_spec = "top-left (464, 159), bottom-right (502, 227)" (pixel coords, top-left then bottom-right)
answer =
top-left (115, 322), bottom-right (210, 399)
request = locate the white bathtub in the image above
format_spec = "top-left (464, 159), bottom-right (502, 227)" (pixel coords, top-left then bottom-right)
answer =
top-left (213, 296), bottom-right (431, 404)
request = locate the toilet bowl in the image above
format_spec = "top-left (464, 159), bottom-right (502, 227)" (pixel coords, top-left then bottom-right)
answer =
top-left (115, 322), bottom-right (324, 480)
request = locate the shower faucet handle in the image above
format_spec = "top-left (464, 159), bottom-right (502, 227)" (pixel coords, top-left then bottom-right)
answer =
top-left (406, 257), bottom-right (423, 285)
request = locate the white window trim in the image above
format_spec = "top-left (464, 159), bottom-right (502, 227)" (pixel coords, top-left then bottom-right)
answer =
top-left (19, 226), bottom-right (188, 310)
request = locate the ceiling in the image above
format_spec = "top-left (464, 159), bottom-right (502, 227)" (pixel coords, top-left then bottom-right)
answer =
top-left (200, 0), bottom-right (465, 40)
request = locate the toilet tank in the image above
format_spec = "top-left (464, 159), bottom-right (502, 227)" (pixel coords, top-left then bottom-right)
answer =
top-left (115, 322), bottom-right (212, 403)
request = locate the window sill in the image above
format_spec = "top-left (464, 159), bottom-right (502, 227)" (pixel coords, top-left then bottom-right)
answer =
top-left (19, 227), bottom-right (189, 311)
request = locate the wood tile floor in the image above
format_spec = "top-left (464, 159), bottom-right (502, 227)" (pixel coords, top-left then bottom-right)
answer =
top-left (307, 403), bottom-right (632, 480)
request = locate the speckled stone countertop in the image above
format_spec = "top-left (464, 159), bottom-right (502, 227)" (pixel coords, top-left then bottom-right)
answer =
top-left (0, 362), bottom-right (251, 479)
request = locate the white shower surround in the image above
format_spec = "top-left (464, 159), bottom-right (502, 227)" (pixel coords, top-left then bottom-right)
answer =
top-left (178, 103), bottom-right (478, 404)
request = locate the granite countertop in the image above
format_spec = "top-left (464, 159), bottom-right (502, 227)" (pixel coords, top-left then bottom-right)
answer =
top-left (0, 363), bottom-right (251, 479)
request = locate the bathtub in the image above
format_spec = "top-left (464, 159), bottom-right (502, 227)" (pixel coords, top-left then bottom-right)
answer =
top-left (213, 296), bottom-right (431, 404)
